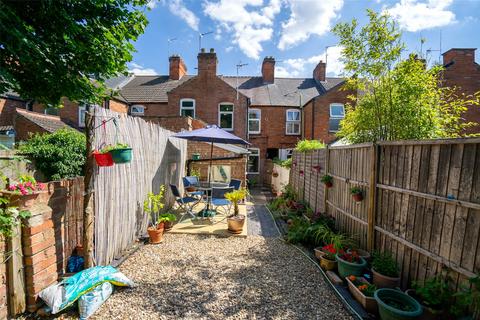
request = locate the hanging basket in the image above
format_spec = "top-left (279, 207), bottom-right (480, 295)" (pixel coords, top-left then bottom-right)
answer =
top-left (93, 151), bottom-right (114, 167)
top-left (109, 148), bottom-right (132, 164)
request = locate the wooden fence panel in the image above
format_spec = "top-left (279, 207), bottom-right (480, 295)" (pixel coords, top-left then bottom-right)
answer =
top-left (290, 138), bottom-right (480, 293)
top-left (92, 107), bottom-right (187, 265)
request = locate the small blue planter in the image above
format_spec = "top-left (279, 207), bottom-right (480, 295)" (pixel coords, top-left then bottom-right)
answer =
top-left (109, 148), bottom-right (132, 164)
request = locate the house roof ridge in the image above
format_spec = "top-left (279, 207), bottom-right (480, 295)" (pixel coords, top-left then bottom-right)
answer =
top-left (16, 108), bottom-right (62, 120)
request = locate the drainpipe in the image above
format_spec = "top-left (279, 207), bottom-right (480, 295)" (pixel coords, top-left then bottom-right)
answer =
top-left (299, 92), bottom-right (304, 139)
top-left (311, 98), bottom-right (315, 139)
top-left (246, 97), bottom-right (251, 142)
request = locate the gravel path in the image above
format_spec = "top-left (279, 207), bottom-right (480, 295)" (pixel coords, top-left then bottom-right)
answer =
top-left (91, 234), bottom-right (353, 320)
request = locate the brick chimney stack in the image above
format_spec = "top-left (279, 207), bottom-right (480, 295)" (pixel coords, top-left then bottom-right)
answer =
top-left (442, 48), bottom-right (476, 66)
top-left (197, 48), bottom-right (217, 79)
top-left (262, 56), bottom-right (275, 84)
top-left (169, 55), bottom-right (187, 80)
top-left (313, 60), bottom-right (326, 82)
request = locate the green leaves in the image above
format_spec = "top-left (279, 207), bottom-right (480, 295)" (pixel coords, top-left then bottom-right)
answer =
top-left (0, 0), bottom-right (148, 106)
top-left (0, 197), bottom-right (32, 238)
top-left (18, 128), bottom-right (86, 181)
top-left (294, 140), bottom-right (326, 152)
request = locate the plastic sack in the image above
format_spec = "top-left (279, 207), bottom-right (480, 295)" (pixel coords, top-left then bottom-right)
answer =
top-left (39, 266), bottom-right (134, 314)
top-left (78, 282), bottom-right (113, 319)
top-left (67, 255), bottom-right (85, 273)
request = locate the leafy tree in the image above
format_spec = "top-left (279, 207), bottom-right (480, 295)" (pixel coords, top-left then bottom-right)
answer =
top-left (0, 0), bottom-right (149, 106)
top-left (332, 10), bottom-right (479, 143)
top-left (19, 129), bottom-right (86, 181)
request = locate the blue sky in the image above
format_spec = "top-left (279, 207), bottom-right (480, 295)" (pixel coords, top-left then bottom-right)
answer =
top-left (128, 0), bottom-right (480, 78)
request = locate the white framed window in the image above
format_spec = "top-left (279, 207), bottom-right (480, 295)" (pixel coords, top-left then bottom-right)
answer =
top-left (78, 105), bottom-right (86, 128)
top-left (130, 104), bottom-right (145, 116)
top-left (248, 109), bottom-right (261, 134)
top-left (218, 103), bottom-right (234, 131)
top-left (329, 103), bottom-right (345, 132)
top-left (247, 148), bottom-right (260, 174)
top-left (180, 99), bottom-right (195, 118)
top-left (286, 109), bottom-right (301, 135)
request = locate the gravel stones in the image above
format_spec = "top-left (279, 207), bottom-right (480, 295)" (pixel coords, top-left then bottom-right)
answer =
top-left (89, 234), bottom-right (353, 320)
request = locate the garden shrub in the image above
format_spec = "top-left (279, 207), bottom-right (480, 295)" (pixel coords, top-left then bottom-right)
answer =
top-left (294, 139), bottom-right (325, 152)
top-left (19, 128), bottom-right (86, 181)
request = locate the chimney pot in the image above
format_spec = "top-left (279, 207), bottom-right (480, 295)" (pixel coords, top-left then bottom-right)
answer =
top-left (262, 56), bottom-right (275, 84)
top-left (442, 48), bottom-right (476, 66)
top-left (197, 48), bottom-right (217, 78)
top-left (210, 48), bottom-right (215, 53)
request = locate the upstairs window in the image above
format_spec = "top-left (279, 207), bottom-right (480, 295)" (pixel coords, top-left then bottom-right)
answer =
top-left (248, 109), bottom-right (261, 134)
top-left (329, 103), bottom-right (345, 132)
top-left (180, 99), bottom-right (195, 118)
top-left (130, 104), bottom-right (145, 116)
top-left (286, 109), bottom-right (300, 135)
top-left (218, 103), bottom-right (234, 131)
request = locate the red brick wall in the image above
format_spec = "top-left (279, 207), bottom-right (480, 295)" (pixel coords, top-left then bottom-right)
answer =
top-left (109, 99), bottom-right (128, 113)
top-left (14, 113), bottom-right (50, 141)
top-left (168, 76), bottom-right (249, 139)
top-left (441, 49), bottom-right (480, 134)
top-left (0, 98), bottom-right (26, 126)
top-left (143, 116), bottom-right (206, 132)
top-left (303, 84), bottom-right (351, 143)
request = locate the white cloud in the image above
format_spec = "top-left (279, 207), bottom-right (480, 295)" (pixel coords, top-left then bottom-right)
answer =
top-left (204, 0), bottom-right (282, 59)
top-left (128, 63), bottom-right (158, 75)
top-left (384, 0), bottom-right (456, 32)
top-left (276, 45), bottom-right (345, 78)
top-left (164, 0), bottom-right (199, 31)
top-left (146, 0), bottom-right (157, 9)
top-left (278, 0), bottom-right (344, 50)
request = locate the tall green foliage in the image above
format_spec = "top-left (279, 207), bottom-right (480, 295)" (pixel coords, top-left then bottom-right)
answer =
top-left (0, 0), bottom-right (149, 106)
top-left (332, 10), bottom-right (479, 143)
top-left (19, 129), bottom-right (86, 181)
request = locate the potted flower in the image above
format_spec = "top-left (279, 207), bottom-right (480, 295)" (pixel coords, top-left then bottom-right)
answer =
top-left (350, 187), bottom-right (363, 202)
top-left (349, 248), bottom-right (371, 262)
top-left (1, 175), bottom-right (47, 208)
top-left (143, 186), bottom-right (166, 244)
top-left (225, 188), bottom-right (248, 234)
top-left (406, 275), bottom-right (449, 320)
top-left (93, 147), bottom-right (114, 167)
top-left (374, 288), bottom-right (423, 320)
top-left (319, 244), bottom-right (337, 271)
top-left (158, 213), bottom-right (177, 231)
top-left (321, 174), bottom-right (333, 188)
top-left (336, 249), bottom-right (367, 278)
top-left (372, 251), bottom-right (400, 288)
top-left (346, 275), bottom-right (378, 314)
top-left (299, 170), bottom-right (304, 176)
top-left (106, 143), bottom-right (132, 164)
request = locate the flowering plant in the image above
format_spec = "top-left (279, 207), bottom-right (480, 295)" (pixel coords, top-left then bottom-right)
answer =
top-left (347, 276), bottom-right (377, 297)
top-left (338, 249), bottom-right (362, 263)
top-left (321, 244), bottom-right (337, 261)
top-left (7, 176), bottom-right (46, 195)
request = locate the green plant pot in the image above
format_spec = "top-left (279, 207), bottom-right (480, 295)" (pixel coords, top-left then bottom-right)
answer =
top-left (374, 288), bottom-right (423, 320)
top-left (336, 254), bottom-right (367, 279)
top-left (192, 153), bottom-right (200, 160)
top-left (109, 148), bottom-right (132, 164)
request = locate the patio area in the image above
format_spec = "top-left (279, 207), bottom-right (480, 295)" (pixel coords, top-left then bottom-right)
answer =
top-left (89, 233), bottom-right (353, 320)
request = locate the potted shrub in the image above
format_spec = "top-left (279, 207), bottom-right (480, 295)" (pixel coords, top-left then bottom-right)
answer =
top-left (372, 251), bottom-right (400, 288)
top-left (93, 148), bottom-right (114, 167)
top-left (336, 250), bottom-right (367, 279)
top-left (350, 187), bottom-right (363, 202)
top-left (321, 175), bottom-right (333, 188)
top-left (106, 143), bottom-right (132, 164)
top-left (319, 243), bottom-right (337, 271)
top-left (225, 188), bottom-right (248, 234)
top-left (374, 288), bottom-right (423, 320)
top-left (346, 275), bottom-right (378, 314)
top-left (159, 213), bottom-right (176, 231)
top-left (143, 186), bottom-right (166, 244)
top-left (1, 176), bottom-right (47, 208)
top-left (406, 275), bottom-right (450, 320)
top-left (449, 275), bottom-right (479, 320)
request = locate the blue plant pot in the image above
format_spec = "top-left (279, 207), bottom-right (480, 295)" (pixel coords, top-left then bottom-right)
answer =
top-left (374, 288), bottom-right (423, 320)
top-left (109, 148), bottom-right (132, 164)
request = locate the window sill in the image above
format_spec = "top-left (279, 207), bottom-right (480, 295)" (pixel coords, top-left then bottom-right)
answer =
top-left (285, 133), bottom-right (301, 136)
top-left (248, 132), bottom-right (261, 135)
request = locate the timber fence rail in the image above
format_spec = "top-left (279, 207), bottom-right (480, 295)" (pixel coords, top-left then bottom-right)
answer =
top-left (290, 138), bottom-right (480, 291)
top-left (92, 107), bottom-right (187, 266)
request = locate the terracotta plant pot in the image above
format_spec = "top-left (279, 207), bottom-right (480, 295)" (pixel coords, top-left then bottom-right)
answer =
top-left (1, 190), bottom-right (47, 209)
top-left (93, 151), bottom-right (114, 167)
top-left (324, 181), bottom-right (333, 188)
top-left (405, 289), bottom-right (445, 320)
top-left (227, 214), bottom-right (245, 234)
top-left (349, 248), bottom-right (371, 262)
top-left (346, 277), bottom-right (378, 314)
top-left (372, 268), bottom-right (401, 289)
top-left (75, 245), bottom-right (84, 257)
top-left (320, 256), bottom-right (337, 271)
top-left (147, 223), bottom-right (164, 244)
top-left (352, 193), bottom-right (363, 202)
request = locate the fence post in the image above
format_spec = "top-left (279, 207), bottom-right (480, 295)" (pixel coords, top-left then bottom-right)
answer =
top-left (367, 143), bottom-right (378, 251)
top-left (324, 145), bottom-right (330, 214)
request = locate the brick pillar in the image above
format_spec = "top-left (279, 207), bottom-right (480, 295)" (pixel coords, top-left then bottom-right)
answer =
top-left (22, 203), bottom-right (58, 312)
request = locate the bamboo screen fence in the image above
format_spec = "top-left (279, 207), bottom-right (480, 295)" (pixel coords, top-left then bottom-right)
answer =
top-left (290, 138), bottom-right (480, 290)
top-left (92, 107), bottom-right (187, 265)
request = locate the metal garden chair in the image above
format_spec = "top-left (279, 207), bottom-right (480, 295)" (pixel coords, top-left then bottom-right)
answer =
top-left (182, 176), bottom-right (204, 199)
top-left (228, 179), bottom-right (242, 190)
top-left (211, 187), bottom-right (234, 216)
top-left (170, 184), bottom-right (198, 223)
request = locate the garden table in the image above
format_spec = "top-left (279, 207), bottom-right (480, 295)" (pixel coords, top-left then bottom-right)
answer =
top-left (198, 181), bottom-right (229, 217)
